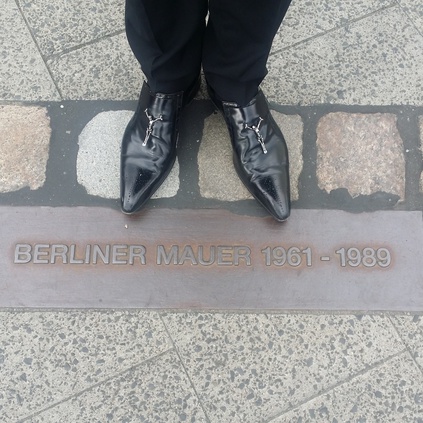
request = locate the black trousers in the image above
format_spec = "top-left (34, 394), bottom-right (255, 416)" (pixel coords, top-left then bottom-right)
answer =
top-left (125, 0), bottom-right (292, 106)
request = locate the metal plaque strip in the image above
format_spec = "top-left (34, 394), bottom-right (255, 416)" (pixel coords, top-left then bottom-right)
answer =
top-left (1, 207), bottom-right (422, 311)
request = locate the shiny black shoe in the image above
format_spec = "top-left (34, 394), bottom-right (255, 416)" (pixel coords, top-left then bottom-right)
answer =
top-left (120, 78), bottom-right (199, 214)
top-left (208, 86), bottom-right (291, 222)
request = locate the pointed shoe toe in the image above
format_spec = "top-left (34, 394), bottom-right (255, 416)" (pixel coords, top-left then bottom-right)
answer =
top-left (250, 173), bottom-right (290, 222)
top-left (120, 163), bottom-right (162, 214)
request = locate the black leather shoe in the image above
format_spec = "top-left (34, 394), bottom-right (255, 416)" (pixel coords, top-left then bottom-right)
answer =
top-left (120, 78), bottom-right (199, 214)
top-left (208, 86), bottom-right (291, 221)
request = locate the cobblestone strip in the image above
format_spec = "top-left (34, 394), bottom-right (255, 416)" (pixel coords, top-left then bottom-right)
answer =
top-left (0, 103), bottom-right (421, 213)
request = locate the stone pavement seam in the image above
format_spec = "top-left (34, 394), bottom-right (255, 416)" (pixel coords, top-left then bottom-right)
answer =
top-left (159, 313), bottom-right (212, 423)
top-left (388, 315), bottom-right (423, 377)
top-left (15, 347), bottom-right (175, 423)
top-left (269, 2), bottom-right (397, 56)
top-left (45, 29), bottom-right (126, 62)
top-left (397, 0), bottom-right (423, 38)
top-left (263, 348), bottom-right (408, 423)
top-left (13, 0), bottom-right (63, 100)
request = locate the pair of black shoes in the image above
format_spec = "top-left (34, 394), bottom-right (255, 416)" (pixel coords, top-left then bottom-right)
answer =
top-left (120, 79), bottom-right (290, 221)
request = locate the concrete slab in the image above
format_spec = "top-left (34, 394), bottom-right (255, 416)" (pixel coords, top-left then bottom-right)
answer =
top-left (47, 33), bottom-right (143, 100)
top-left (0, 0), bottom-right (60, 101)
top-left (316, 112), bottom-right (405, 198)
top-left (162, 313), bottom-right (403, 423)
top-left (0, 310), bottom-right (170, 422)
top-left (273, 0), bottom-right (394, 51)
top-left (270, 353), bottom-right (423, 422)
top-left (0, 105), bottom-right (51, 193)
top-left (266, 6), bottom-right (423, 105)
top-left (77, 110), bottom-right (179, 199)
top-left (17, 0), bottom-right (125, 57)
top-left (1, 207), bottom-right (422, 311)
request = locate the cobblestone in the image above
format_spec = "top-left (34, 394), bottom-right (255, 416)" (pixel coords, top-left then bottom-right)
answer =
top-left (0, 106), bottom-right (51, 193)
top-left (316, 112), bottom-right (405, 199)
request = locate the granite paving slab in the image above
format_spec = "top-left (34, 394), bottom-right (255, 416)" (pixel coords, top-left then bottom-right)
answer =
top-left (266, 6), bottom-right (423, 105)
top-left (269, 353), bottom-right (423, 422)
top-left (390, 315), bottom-right (423, 373)
top-left (46, 33), bottom-right (143, 100)
top-left (17, 0), bottom-right (125, 57)
top-left (0, 311), bottom-right (170, 422)
top-left (0, 0), bottom-right (60, 101)
top-left (272, 0), bottom-right (395, 51)
top-left (27, 350), bottom-right (208, 423)
top-left (398, 0), bottom-right (423, 35)
top-left (162, 313), bottom-right (404, 423)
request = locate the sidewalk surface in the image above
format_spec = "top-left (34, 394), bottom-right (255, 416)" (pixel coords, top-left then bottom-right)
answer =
top-left (1, 0), bottom-right (423, 422)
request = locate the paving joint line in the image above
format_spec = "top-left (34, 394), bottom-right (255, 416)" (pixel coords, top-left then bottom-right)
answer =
top-left (263, 348), bottom-right (408, 423)
top-left (16, 347), bottom-right (175, 423)
top-left (270, 2), bottom-right (398, 57)
top-left (13, 0), bottom-right (63, 100)
top-left (46, 29), bottom-right (126, 61)
top-left (387, 314), bottom-right (423, 377)
top-left (394, 0), bottom-right (423, 39)
top-left (159, 313), bottom-right (212, 423)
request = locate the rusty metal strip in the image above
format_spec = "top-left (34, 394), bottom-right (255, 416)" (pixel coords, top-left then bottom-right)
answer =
top-left (1, 207), bottom-right (422, 311)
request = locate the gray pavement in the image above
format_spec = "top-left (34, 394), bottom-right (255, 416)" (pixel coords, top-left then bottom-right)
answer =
top-left (1, 0), bottom-right (423, 422)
